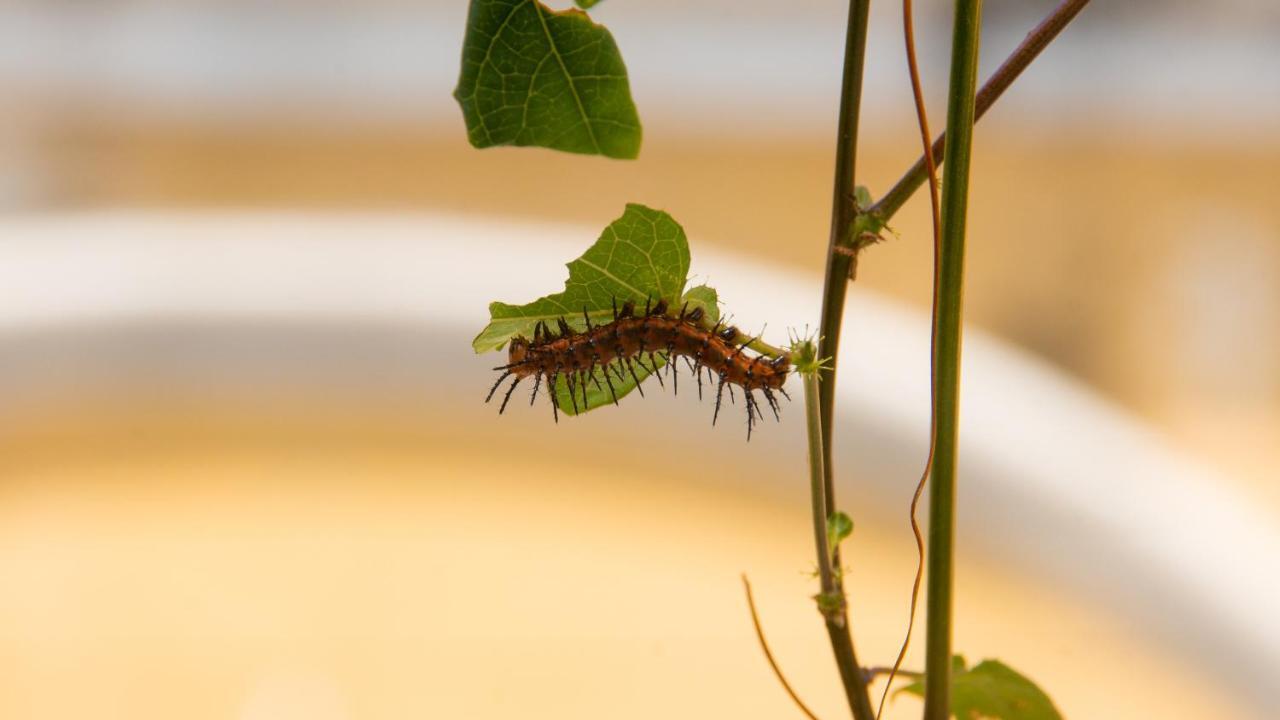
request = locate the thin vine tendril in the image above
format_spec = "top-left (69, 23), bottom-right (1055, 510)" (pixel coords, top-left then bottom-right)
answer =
top-left (877, 0), bottom-right (943, 717)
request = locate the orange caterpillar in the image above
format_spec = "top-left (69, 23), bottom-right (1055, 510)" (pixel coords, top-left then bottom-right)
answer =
top-left (486, 298), bottom-right (791, 438)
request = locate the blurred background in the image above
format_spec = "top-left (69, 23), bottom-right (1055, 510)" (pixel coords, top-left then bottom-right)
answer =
top-left (1, 1), bottom-right (1278, 718)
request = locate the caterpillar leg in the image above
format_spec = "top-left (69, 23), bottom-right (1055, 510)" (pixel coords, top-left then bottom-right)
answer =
top-left (713, 372), bottom-right (727, 426)
top-left (486, 371), bottom-right (512, 403)
top-left (608, 360), bottom-right (627, 385)
top-left (498, 376), bottom-right (523, 414)
top-left (566, 373), bottom-right (580, 414)
top-left (762, 387), bottom-right (781, 421)
top-left (624, 357), bottom-right (646, 397)
top-left (634, 353), bottom-right (653, 376)
top-left (647, 353), bottom-right (665, 388)
top-left (529, 372), bottom-right (542, 406)
top-left (602, 365), bottom-right (620, 405)
top-left (548, 371), bottom-right (561, 423)
top-left (667, 347), bottom-right (678, 396)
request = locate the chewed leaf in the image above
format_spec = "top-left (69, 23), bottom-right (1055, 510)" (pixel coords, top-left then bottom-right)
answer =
top-left (474, 204), bottom-right (691, 353)
top-left (454, 0), bottom-right (641, 159)
top-left (475, 204), bottom-right (720, 415)
top-left (896, 656), bottom-right (1062, 720)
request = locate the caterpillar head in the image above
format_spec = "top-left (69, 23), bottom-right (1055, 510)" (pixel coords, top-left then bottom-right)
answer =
top-left (508, 336), bottom-right (530, 366)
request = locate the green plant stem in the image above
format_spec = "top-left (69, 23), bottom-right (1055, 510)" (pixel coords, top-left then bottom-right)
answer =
top-left (923, 1), bottom-right (983, 718)
top-left (805, 373), bottom-right (837, 597)
top-left (818, 0), bottom-right (872, 501)
top-left (803, 370), bottom-right (876, 720)
top-left (804, 1), bottom-right (1083, 715)
top-left (813, 2), bottom-right (877, 719)
top-left (742, 336), bottom-right (788, 360)
top-left (870, 0), bottom-right (1091, 222)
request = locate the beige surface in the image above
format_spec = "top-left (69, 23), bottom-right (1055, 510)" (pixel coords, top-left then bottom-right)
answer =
top-left (0, 407), bottom-right (1254, 719)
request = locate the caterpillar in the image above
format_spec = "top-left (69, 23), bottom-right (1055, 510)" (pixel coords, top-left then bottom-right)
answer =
top-left (485, 298), bottom-right (792, 438)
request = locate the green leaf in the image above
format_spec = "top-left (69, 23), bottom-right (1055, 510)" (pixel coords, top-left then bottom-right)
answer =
top-left (474, 204), bottom-right (719, 416)
top-left (896, 656), bottom-right (1062, 720)
top-left (454, 0), bottom-right (642, 159)
top-left (574, 0), bottom-right (605, 8)
top-left (826, 511), bottom-right (854, 555)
